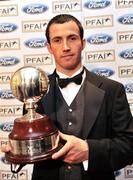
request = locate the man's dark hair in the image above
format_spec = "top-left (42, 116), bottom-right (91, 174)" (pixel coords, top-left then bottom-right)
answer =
top-left (45, 14), bottom-right (84, 43)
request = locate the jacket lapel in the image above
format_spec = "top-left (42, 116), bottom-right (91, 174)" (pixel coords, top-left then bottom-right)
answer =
top-left (41, 73), bottom-right (57, 122)
top-left (81, 70), bottom-right (105, 139)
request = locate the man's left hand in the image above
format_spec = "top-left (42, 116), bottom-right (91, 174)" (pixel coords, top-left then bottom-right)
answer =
top-left (52, 132), bottom-right (89, 164)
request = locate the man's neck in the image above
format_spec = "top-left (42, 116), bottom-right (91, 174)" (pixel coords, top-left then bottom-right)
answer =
top-left (56, 65), bottom-right (83, 77)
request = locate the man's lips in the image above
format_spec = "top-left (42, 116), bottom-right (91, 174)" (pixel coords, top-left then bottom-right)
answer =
top-left (61, 54), bottom-right (73, 58)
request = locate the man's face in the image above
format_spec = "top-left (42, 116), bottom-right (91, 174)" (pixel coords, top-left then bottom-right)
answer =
top-left (47, 21), bottom-right (86, 74)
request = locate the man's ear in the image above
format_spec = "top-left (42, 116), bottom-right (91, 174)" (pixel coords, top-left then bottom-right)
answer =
top-left (47, 43), bottom-right (53, 54)
top-left (82, 39), bottom-right (86, 50)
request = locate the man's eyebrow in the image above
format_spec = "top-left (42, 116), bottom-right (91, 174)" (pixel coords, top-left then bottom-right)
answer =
top-left (51, 36), bottom-right (62, 40)
top-left (68, 34), bottom-right (79, 38)
top-left (50, 33), bottom-right (79, 41)
top-left (52, 34), bottom-right (78, 39)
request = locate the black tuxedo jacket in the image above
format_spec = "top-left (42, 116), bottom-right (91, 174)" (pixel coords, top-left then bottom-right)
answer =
top-left (31, 68), bottom-right (133, 180)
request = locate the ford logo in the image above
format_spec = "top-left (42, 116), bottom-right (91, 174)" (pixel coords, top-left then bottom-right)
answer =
top-left (0, 156), bottom-right (10, 164)
top-left (84, 0), bottom-right (111, 9)
top-left (91, 68), bottom-right (114, 77)
top-left (0, 90), bottom-right (14, 99)
top-left (22, 4), bottom-right (48, 14)
top-left (124, 83), bottom-right (133, 93)
top-left (118, 14), bottom-right (133, 25)
top-left (119, 49), bottom-right (133, 60)
top-left (24, 38), bottom-right (47, 48)
top-left (0, 56), bottom-right (20, 66)
top-left (0, 23), bottom-right (17, 33)
top-left (87, 34), bottom-right (112, 44)
top-left (0, 122), bottom-right (13, 132)
top-left (114, 170), bottom-right (121, 177)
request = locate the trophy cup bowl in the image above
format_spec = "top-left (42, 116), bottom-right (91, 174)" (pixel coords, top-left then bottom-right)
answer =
top-left (6, 66), bottom-right (62, 165)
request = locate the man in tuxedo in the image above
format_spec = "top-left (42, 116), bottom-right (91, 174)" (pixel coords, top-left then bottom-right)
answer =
top-left (2, 14), bottom-right (133, 180)
top-left (30, 14), bottom-right (133, 180)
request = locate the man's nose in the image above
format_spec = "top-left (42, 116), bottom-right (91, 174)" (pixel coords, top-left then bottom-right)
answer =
top-left (62, 40), bottom-right (70, 51)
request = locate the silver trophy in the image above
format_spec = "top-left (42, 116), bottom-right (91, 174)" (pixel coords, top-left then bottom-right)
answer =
top-left (6, 66), bottom-right (62, 170)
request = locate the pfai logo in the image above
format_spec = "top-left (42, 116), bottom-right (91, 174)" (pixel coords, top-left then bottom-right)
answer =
top-left (22, 4), bottom-right (48, 14)
top-left (0, 56), bottom-right (19, 66)
top-left (0, 122), bottom-right (13, 132)
top-left (124, 83), bottom-right (133, 93)
top-left (84, 0), bottom-right (111, 9)
top-left (87, 34), bottom-right (112, 44)
top-left (24, 38), bottom-right (46, 48)
top-left (0, 23), bottom-right (17, 33)
top-left (0, 170), bottom-right (27, 179)
top-left (118, 14), bottom-right (133, 25)
top-left (91, 68), bottom-right (114, 77)
top-left (0, 90), bottom-right (14, 99)
top-left (119, 49), bottom-right (133, 60)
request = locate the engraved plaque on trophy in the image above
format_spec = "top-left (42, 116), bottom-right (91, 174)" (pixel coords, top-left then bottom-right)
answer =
top-left (5, 66), bottom-right (62, 166)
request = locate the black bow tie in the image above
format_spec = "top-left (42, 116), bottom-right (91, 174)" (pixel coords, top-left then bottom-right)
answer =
top-left (56, 69), bottom-right (84, 89)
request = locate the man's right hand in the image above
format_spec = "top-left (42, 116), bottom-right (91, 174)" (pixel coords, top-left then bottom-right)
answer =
top-left (0, 144), bottom-right (11, 153)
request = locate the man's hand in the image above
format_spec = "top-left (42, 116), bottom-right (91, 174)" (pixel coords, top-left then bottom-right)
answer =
top-left (0, 144), bottom-right (11, 153)
top-left (52, 132), bottom-right (89, 164)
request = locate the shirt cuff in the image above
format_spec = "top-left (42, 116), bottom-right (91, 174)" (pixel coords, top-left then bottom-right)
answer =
top-left (83, 160), bottom-right (88, 171)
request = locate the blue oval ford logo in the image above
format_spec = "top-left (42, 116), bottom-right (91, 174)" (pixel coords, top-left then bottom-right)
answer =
top-left (0, 122), bottom-right (13, 132)
top-left (114, 170), bottom-right (121, 177)
top-left (91, 68), bottom-right (114, 77)
top-left (118, 14), bottom-right (133, 25)
top-left (84, 0), bottom-right (111, 9)
top-left (0, 156), bottom-right (10, 164)
top-left (0, 90), bottom-right (14, 99)
top-left (87, 34), bottom-right (112, 44)
top-left (119, 49), bottom-right (133, 60)
top-left (0, 57), bottom-right (20, 66)
top-left (22, 4), bottom-right (48, 14)
top-left (0, 23), bottom-right (17, 33)
top-left (124, 83), bottom-right (133, 93)
top-left (24, 38), bottom-right (47, 48)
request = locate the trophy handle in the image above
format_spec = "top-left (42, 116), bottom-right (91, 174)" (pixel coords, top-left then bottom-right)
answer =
top-left (11, 163), bottom-right (26, 173)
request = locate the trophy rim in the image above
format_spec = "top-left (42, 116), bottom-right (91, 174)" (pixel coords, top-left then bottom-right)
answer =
top-left (5, 142), bottom-right (63, 164)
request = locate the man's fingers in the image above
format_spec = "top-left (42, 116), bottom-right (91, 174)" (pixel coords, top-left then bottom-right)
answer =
top-left (1, 144), bottom-right (11, 153)
top-left (52, 141), bottom-right (70, 159)
top-left (59, 132), bottom-right (69, 141)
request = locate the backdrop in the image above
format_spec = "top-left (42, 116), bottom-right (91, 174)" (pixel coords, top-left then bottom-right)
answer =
top-left (0, 0), bottom-right (133, 179)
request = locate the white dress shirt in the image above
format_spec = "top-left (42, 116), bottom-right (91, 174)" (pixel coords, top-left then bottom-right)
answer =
top-left (56, 67), bottom-right (88, 171)
top-left (56, 67), bottom-right (85, 105)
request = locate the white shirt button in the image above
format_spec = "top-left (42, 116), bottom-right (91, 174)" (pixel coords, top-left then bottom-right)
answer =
top-left (67, 165), bottom-right (72, 170)
top-left (68, 122), bottom-right (72, 126)
top-left (69, 108), bottom-right (72, 112)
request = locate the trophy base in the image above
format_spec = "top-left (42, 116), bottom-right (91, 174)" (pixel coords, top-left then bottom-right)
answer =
top-left (5, 141), bottom-right (63, 164)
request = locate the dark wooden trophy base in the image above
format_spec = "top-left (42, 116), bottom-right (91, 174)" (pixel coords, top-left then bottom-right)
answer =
top-left (5, 115), bottom-right (64, 164)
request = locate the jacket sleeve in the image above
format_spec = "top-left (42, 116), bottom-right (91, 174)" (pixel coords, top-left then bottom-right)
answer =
top-left (87, 83), bottom-right (133, 172)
